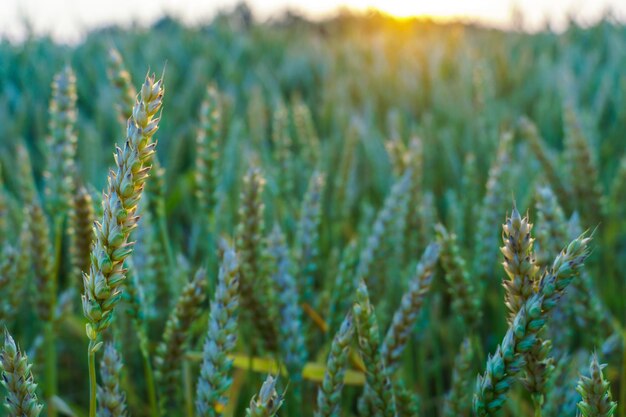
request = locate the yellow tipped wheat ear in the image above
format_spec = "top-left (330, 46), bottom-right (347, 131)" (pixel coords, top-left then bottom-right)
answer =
top-left (82, 73), bottom-right (164, 342)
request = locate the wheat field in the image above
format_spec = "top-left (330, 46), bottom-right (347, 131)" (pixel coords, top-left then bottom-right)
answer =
top-left (0, 7), bottom-right (625, 417)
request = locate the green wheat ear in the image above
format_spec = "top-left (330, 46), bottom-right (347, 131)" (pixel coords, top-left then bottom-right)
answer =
top-left (96, 343), bottom-right (128, 417)
top-left (82, 73), bottom-right (164, 340)
top-left (246, 375), bottom-right (285, 417)
top-left (576, 353), bottom-right (617, 417)
top-left (69, 185), bottom-right (95, 289)
top-left (315, 312), bottom-right (354, 417)
top-left (235, 167), bottom-right (279, 352)
top-left (295, 170), bottom-right (325, 307)
top-left (196, 243), bottom-right (240, 417)
top-left (28, 201), bottom-right (55, 322)
top-left (353, 280), bottom-right (397, 417)
top-left (107, 47), bottom-right (137, 123)
top-left (436, 224), bottom-right (481, 329)
top-left (563, 105), bottom-right (603, 225)
top-left (443, 338), bottom-right (474, 417)
top-left (44, 65), bottom-right (77, 218)
top-left (1, 329), bottom-right (43, 417)
top-left (474, 131), bottom-right (512, 282)
top-left (474, 231), bottom-right (591, 416)
top-left (382, 242), bottom-right (439, 373)
top-left (155, 269), bottom-right (207, 414)
top-left (195, 84), bottom-right (222, 221)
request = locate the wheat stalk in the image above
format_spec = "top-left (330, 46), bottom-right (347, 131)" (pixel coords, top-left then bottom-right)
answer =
top-left (535, 185), bottom-right (568, 267)
top-left (82, 73), bottom-right (163, 339)
top-left (44, 66), bottom-right (77, 218)
top-left (473, 232), bottom-right (591, 416)
top-left (69, 185), bottom-right (95, 289)
top-left (356, 171), bottom-right (410, 291)
top-left (326, 240), bottom-right (359, 336)
top-left (15, 143), bottom-right (37, 205)
top-left (381, 242), bottom-right (439, 373)
top-left (107, 47), bottom-right (137, 123)
top-left (83, 73), bottom-right (163, 417)
top-left (155, 269), bottom-right (207, 414)
top-left (518, 117), bottom-right (572, 210)
top-left (195, 243), bottom-right (240, 417)
top-left (474, 132), bottom-right (512, 282)
top-left (315, 313), bottom-right (354, 417)
top-left (28, 202), bottom-right (55, 322)
top-left (295, 171), bottom-right (325, 307)
top-left (563, 106), bottom-right (603, 224)
top-left (292, 99), bottom-right (320, 169)
top-left (267, 226), bottom-right (307, 387)
top-left (353, 280), bottom-right (397, 417)
top-left (271, 103), bottom-right (294, 198)
top-left (0, 245), bottom-right (16, 323)
top-left (443, 338), bottom-right (474, 417)
top-left (501, 205), bottom-right (539, 323)
top-left (436, 224), bottom-right (481, 329)
top-left (235, 167), bottom-right (278, 352)
top-left (195, 84), bottom-right (222, 220)
top-left (0, 213), bottom-right (30, 324)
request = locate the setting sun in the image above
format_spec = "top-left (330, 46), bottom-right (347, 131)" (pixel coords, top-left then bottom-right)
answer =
top-left (329, 0), bottom-right (506, 19)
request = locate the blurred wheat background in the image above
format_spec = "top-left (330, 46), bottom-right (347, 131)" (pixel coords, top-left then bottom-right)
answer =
top-left (0, 2), bottom-right (625, 417)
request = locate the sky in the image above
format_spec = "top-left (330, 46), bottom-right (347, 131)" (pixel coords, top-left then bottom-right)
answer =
top-left (0, 0), bottom-right (624, 43)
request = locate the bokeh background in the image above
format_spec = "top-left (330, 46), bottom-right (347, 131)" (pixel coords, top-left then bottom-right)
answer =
top-left (2, 0), bottom-right (626, 41)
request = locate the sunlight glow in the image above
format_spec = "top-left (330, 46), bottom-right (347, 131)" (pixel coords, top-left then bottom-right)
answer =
top-left (0, 0), bottom-right (624, 42)
top-left (329, 0), bottom-right (507, 20)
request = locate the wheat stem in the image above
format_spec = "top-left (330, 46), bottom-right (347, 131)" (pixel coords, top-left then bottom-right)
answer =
top-left (141, 348), bottom-right (158, 417)
top-left (88, 340), bottom-right (97, 417)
